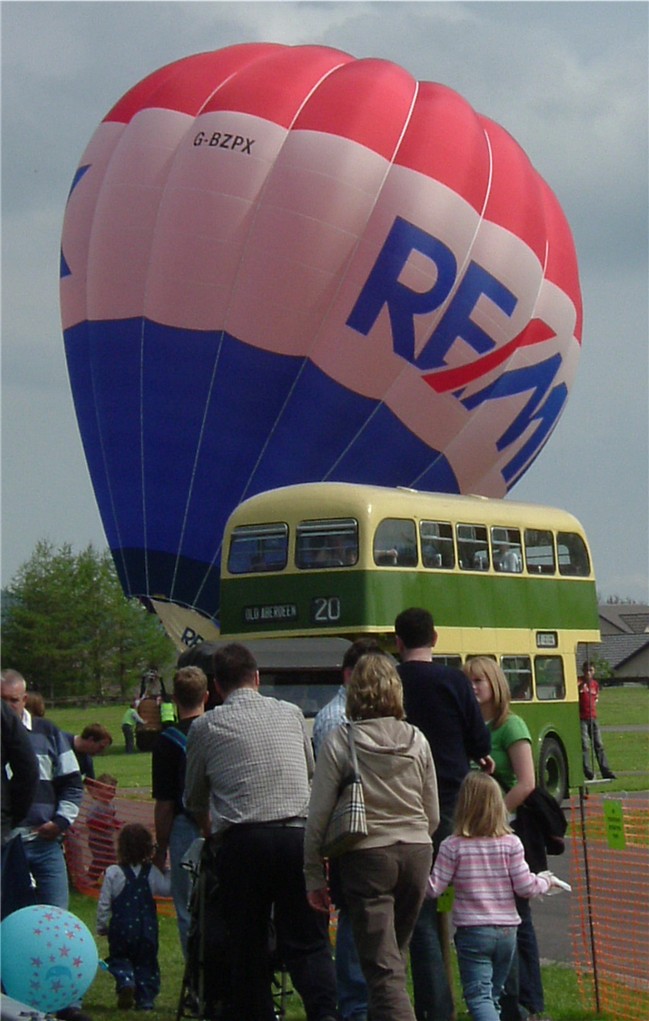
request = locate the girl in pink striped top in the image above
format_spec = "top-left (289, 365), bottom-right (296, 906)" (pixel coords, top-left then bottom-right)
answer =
top-left (426, 771), bottom-right (561, 1021)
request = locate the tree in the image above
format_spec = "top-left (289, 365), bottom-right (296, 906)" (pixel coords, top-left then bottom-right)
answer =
top-left (1, 541), bottom-right (175, 699)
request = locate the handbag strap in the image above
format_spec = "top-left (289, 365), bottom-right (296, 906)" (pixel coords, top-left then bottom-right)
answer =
top-left (346, 722), bottom-right (361, 777)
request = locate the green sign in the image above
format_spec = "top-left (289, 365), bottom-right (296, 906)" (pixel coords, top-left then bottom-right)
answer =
top-left (603, 801), bottom-right (626, 850)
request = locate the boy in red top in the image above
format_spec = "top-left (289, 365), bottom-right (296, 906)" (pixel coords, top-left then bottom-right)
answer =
top-left (579, 664), bottom-right (616, 780)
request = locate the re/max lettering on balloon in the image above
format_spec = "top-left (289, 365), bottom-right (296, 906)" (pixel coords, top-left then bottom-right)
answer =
top-left (463, 354), bottom-right (567, 486)
top-left (192, 130), bottom-right (254, 153)
top-left (346, 216), bottom-right (518, 370)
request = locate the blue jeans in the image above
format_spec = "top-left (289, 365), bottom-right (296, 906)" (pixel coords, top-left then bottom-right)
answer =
top-left (23, 836), bottom-right (69, 909)
top-left (580, 719), bottom-right (611, 775)
top-left (455, 926), bottom-right (517, 1021)
top-left (335, 907), bottom-right (368, 1020)
top-left (169, 813), bottom-right (200, 959)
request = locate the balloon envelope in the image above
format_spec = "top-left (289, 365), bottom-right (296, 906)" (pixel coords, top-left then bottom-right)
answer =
top-left (60, 43), bottom-right (582, 620)
top-left (1, 905), bottom-right (98, 1012)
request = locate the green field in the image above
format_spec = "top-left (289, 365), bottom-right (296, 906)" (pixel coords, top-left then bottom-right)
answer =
top-left (36, 687), bottom-right (649, 1020)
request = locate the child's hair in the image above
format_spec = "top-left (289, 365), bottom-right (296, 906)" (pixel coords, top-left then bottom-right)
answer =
top-left (453, 771), bottom-right (512, 838)
top-left (96, 773), bottom-right (118, 787)
top-left (24, 691), bottom-right (46, 717)
top-left (117, 823), bottom-right (155, 867)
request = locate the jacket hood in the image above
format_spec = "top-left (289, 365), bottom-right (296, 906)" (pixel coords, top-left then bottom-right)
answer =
top-left (351, 718), bottom-right (421, 779)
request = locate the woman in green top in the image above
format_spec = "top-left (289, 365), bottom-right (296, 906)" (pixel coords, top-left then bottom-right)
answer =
top-left (464, 657), bottom-right (546, 1021)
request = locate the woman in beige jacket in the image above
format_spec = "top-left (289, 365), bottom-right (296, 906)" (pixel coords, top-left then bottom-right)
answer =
top-left (304, 653), bottom-right (439, 1021)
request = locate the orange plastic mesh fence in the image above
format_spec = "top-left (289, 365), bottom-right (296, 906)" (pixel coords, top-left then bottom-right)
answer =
top-left (569, 791), bottom-right (649, 1020)
top-left (65, 782), bottom-right (175, 916)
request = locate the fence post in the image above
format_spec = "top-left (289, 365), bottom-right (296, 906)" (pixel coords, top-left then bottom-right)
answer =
top-left (578, 786), bottom-right (601, 1014)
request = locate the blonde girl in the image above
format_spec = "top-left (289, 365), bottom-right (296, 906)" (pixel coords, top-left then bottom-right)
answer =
top-left (426, 771), bottom-right (558, 1021)
top-left (464, 656), bottom-right (546, 1020)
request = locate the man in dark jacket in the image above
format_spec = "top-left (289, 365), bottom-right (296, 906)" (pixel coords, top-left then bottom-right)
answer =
top-left (1, 698), bottom-right (39, 920)
top-left (1, 669), bottom-right (83, 906)
top-left (395, 608), bottom-right (493, 1021)
top-left (1, 699), bottom-right (39, 845)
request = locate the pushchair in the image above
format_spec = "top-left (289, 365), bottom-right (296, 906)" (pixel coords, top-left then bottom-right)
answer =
top-left (176, 838), bottom-right (291, 1021)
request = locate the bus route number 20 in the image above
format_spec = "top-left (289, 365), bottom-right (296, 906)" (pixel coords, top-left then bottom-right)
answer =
top-left (311, 596), bottom-right (341, 624)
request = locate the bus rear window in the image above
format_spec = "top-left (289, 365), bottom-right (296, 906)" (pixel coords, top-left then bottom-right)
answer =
top-left (524, 529), bottom-right (556, 575)
top-left (501, 656), bottom-right (532, 700)
top-left (373, 519), bottom-right (417, 567)
top-left (557, 532), bottom-right (590, 576)
top-left (457, 524), bottom-right (490, 571)
top-left (296, 519), bottom-right (358, 569)
top-left (421, 521), bottom-right (455, 568)
top-left (535, 656), bottom-right (566, 700)
top-left (227, 523), bottom-right (288, 574)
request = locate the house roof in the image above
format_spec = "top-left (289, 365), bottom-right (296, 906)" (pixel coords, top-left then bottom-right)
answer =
top-left (590, 633), bottom-right (649, 671)
top-left (598, 604), bottom-right (649, 635)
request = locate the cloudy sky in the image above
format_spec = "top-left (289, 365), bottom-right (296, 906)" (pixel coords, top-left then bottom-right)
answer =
top-left (2, 1), bottom-right (647, 604)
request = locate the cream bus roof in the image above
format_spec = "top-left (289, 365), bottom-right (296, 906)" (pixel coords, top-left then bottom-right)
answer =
top-left (225, 482), bottom-right (587, 536)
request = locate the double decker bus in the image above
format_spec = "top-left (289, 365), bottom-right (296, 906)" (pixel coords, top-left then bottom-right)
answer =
top-left (219, 482), bottom-right (600, 799)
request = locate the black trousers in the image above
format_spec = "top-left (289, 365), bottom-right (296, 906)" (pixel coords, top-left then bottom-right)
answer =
top-left (214, 824), bottom-right (338, 1021)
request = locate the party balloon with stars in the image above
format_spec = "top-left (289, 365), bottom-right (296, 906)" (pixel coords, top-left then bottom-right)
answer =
top-left (1, 905), bottom-right (98, 1013)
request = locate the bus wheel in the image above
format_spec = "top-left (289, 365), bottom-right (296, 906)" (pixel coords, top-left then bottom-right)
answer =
top-left (539, 736), bottom-right (567, 803)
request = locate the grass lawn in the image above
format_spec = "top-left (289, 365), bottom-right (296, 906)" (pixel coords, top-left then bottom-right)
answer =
top-left (69, 890), bottom-right (606, 1021)
top-left (39, 688), bottom-right (647, 1020)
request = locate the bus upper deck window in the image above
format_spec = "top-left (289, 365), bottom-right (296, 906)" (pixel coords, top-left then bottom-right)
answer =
top-left (373, 519), bottom-right (417, 567)
top-left (421, 521), bottom-right (455, 568)
top-left (296, 519), bottom-right (358, 569)
top-left (535, 656), bottom-right (566, 700)
top-left (524, 529), bottom-right (556, 575)
top-left (501, 656), bottom-right (532, 700)
top-left (491, 527), bottom-right (523, 573)
top-left (557, 532), bottom-right (591, 576)
top-left (457, 524), bottom-right (489, 571)
top-left (227, 523), bottom-right (288, 574)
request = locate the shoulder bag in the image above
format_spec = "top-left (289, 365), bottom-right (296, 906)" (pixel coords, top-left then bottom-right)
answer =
top-left (320, 722), bottom-right (368, 859)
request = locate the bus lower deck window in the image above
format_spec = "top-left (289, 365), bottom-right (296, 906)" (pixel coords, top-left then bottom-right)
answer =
top-left (535, 656), bottom-right (566, 700)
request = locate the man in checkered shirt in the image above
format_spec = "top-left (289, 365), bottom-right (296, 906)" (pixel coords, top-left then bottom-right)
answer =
top-left (184, 642), bottom-right (338, 1021)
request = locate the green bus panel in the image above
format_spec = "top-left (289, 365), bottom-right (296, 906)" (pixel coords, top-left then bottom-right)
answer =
top-left (220, 571), bottom-right (599, 636)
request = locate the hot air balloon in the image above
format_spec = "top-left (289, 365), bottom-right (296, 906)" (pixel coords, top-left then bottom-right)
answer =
top-left (60, 42), bottom-right (582, 622)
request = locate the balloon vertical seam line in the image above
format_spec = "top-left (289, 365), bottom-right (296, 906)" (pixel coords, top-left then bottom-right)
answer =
top-left (191, 59), bottom-right (360, 611)
top-left (168, 329), bottom-right (228, 604)
top-left (134, 55), bottom-right (268, 603)
top-left (87, 319), bottom-right (132, 593)
top-left (139, 319), bottom-right (150, 595)
top-left (240, 71), bottom-right (423, 500)
top-left (172, 58), bottom-right (353, 607)
top-left (407, 126), bottom-right (496, 492)
top-left (220, 59), bottom-right (356, 506)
